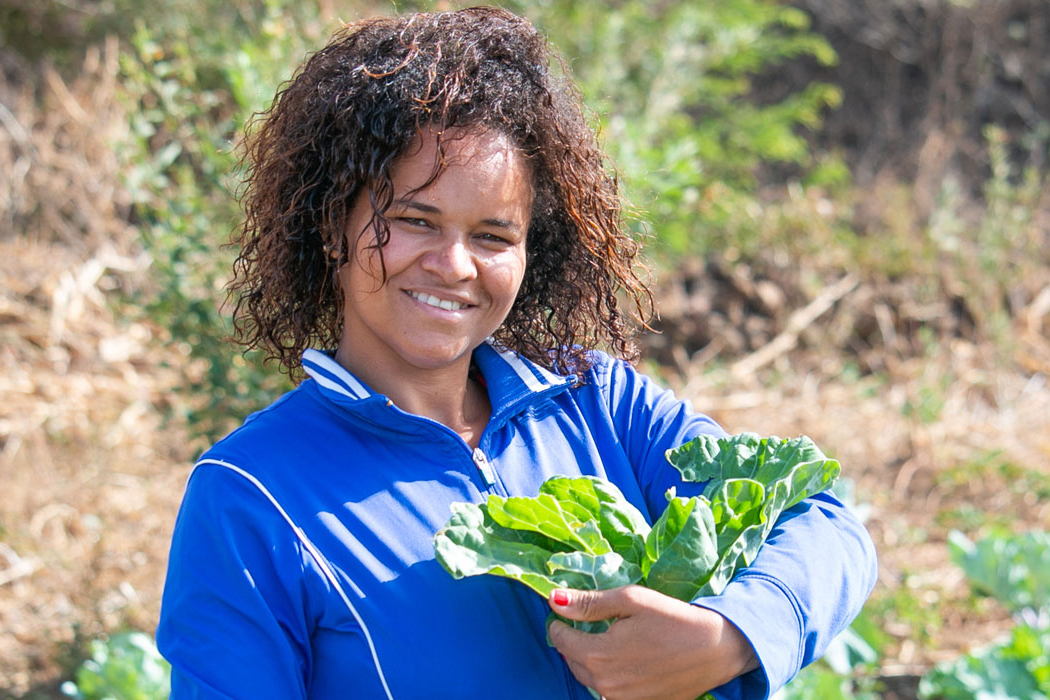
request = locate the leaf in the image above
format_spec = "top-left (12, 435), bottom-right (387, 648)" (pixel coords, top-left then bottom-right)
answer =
top-left (547, 551), bottom-right (642, 591)
top-left (661, 434), bottom-right (840, 599)
top-left (434, 502), bottom-right (571, 598)
top-left (486, 493), bottom-right (614, 555)
top-left (710, 478), bottom-right (767, 537)
top-left (918, 620), bottom-right (1050, 700)
top-left (948, 529), bottom-right (1050, 615)
top-left (539, 476), bottom-right (651, 567)
top-left (644, 495), bottom-right (719, 600)
top-left (60, 631), bottom-right (170, 700)
top-left (665, 433), bottom-right (759, 485)
top-left (762, 453), bottom-right (842, 515)
top-left (666, 434), bottom-right (839, 509)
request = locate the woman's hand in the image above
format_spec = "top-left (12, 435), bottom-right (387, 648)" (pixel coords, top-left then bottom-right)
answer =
top-left (547, 585), bottom-right (759, 700)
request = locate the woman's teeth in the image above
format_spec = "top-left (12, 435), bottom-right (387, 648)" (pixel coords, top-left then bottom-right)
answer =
top-left (409, 291), bottom-right (467, 311)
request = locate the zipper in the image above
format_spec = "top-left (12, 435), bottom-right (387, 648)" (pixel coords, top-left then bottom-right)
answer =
top-left (472, 447), bottom-right (497, 487)
top-left (380, 400), bottom-right (501, 491)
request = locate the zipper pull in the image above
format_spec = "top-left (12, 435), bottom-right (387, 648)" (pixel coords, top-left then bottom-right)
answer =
top-left (472, 447), bottom-right (496, 487)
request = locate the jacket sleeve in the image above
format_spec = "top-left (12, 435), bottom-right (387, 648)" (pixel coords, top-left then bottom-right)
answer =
top-left (157, 462), bottom-right (320, 699)
top-left (596, 355), bottom-right (878, 699)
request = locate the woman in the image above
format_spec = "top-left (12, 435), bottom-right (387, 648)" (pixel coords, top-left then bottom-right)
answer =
top-left (157, 8), bottom-right (877, 699)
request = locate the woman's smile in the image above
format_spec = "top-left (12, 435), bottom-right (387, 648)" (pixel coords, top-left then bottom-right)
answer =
top-left (404, 289), bottom-right (473, 313)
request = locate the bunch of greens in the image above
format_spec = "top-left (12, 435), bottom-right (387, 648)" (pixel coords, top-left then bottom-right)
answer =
top-left (434, 433), bottom-right (840, 631)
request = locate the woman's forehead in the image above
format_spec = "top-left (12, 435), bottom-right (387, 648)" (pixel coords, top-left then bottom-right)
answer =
top-left (390, 126), bottom-right (531, 190)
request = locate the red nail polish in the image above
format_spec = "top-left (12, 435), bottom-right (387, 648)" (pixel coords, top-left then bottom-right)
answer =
top-left (552, 589), bottom-right (569, 606)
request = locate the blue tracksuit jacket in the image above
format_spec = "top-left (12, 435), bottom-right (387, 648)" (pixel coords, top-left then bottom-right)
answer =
top-left (157, 343), bottom-right (877, 699)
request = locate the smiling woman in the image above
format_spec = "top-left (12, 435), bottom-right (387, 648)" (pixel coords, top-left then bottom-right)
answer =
top-left (156, 7), bottom-right (877, 700)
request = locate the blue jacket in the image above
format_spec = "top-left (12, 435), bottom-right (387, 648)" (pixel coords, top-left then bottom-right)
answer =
top-left (158, 344), bottom-right (877, 699)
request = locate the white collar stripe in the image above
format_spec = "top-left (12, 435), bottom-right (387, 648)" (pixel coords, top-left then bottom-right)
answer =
top-left (495, 347), bottom-right (560, 392)
top-left (302, 349), bottom-right (371, 399)
top-left (309, 371), bottom-right (363, 401)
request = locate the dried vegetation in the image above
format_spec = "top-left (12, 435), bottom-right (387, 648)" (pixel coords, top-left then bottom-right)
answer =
top-left (1, 43), bottom-right (189, 696)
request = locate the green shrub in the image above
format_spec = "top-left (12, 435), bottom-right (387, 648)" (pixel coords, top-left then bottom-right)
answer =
top-left (115, 2), bottom-right (325, 438)
top-left (61, 632), bottom-right (170, 700)
top-left (496, 0), bottom-right (841, 260)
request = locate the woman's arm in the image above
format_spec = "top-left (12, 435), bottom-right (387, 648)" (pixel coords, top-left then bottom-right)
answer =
top-left (157, 464), bottom-right (317, 699)
top-left (549, 355), bottom-right (878, 699)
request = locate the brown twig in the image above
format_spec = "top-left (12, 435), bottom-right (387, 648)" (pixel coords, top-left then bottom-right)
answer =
top-left (730, 274), bottom-right (859, 379)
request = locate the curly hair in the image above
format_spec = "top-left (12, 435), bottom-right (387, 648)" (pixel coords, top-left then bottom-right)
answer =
top-left (229, 6), bottom-right (652, 379)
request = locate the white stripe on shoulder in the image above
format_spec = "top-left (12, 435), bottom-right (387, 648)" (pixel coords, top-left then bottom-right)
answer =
top-left (492, 345), bottom-right (567, 392)
top-left (302, 349), bottom-right (371, 399)
top-left (194, 458), bottom-right (395, 700)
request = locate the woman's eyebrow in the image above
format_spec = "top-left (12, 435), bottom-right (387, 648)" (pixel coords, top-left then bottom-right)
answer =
top-left (394, 199), bottom-right (522, 231)
top-left (394, 199), bottom-right (441, 215)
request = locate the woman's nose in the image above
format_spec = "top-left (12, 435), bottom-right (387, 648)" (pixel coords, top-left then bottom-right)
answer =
top-left (422, 235), bottom-right (477, 281)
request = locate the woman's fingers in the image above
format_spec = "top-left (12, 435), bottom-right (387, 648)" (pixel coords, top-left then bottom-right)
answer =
top-left (546, 585), bottom-right (758, 700)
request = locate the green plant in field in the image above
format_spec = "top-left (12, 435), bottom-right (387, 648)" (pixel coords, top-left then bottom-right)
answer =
top-left (918, 530), bottom-right (1050, 700)
top-left (947, 529), bottom-right (1050, 617)
top-left (918, 621), bottom-right (1050, 700)
top-left (115, 1), bottom-right (326, 438)
top-left (61, 631), bottom-right (170, 700)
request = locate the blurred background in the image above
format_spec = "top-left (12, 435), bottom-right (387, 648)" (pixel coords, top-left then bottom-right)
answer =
top-left (0, 0), bottom-right (1047, 698)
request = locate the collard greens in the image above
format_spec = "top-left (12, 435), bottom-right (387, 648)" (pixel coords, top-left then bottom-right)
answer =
top-left (434, 433), bottom-right (839, 699)
top-left (434, 432), bottom-right (840, 623)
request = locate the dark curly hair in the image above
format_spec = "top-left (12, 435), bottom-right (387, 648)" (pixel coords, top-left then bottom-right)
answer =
top-left (229, 6), bottom-right (652, 379)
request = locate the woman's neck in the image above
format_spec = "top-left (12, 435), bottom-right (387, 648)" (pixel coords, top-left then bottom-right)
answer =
top-left (333, 348), bottom-right (491, 448)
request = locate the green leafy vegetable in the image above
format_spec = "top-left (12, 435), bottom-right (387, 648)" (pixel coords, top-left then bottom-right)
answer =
top-left (918, 621), bottom-right (1050, 700)
top-left (947, 529), bottom-right (1050, 616)
top-left (434, 433), bottom-right (840, 699)
top-left (917, 529), bottom-right (1050, 700)
top-left (434, 431), bottom-right (839, 614)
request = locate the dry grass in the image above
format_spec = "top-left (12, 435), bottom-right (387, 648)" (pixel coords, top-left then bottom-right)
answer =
top-left (0, 236), bottom-right (192, 696)
top-left (0, 43), bottom-right (193, 696)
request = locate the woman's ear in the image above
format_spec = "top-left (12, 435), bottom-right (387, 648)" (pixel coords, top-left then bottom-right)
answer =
top-left (325, 234), bottom-right (347, 263)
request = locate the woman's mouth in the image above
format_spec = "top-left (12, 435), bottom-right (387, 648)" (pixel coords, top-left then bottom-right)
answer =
top-left (406, 290), bottom-right (470, 311)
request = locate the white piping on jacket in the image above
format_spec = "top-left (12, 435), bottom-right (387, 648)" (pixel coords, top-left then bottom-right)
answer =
top-left (194, 458), bottom-right (395, 700)
top-left (492, 345), bottom-right (564, 393)
top-left (302, 349), bottom-right (372, 399)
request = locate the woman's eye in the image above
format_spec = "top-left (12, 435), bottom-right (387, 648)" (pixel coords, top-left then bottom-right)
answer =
top-left (477, 232), bottom-right (511, 245)
top-left (397, 217), bottom-right (430, 228)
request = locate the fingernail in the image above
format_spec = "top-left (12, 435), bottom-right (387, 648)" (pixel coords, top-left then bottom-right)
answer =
top-left (551, 589), bottom-right (569, 606)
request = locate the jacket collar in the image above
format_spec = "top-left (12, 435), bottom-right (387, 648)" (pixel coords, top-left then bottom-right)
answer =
top-left (302, 348), bottom-right (373, 401)
top-left (301, 342), bottom-right (572, 412)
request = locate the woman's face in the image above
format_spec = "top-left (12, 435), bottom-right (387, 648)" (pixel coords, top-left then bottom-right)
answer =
top-left (336, 127), bottom-right (532, 378)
